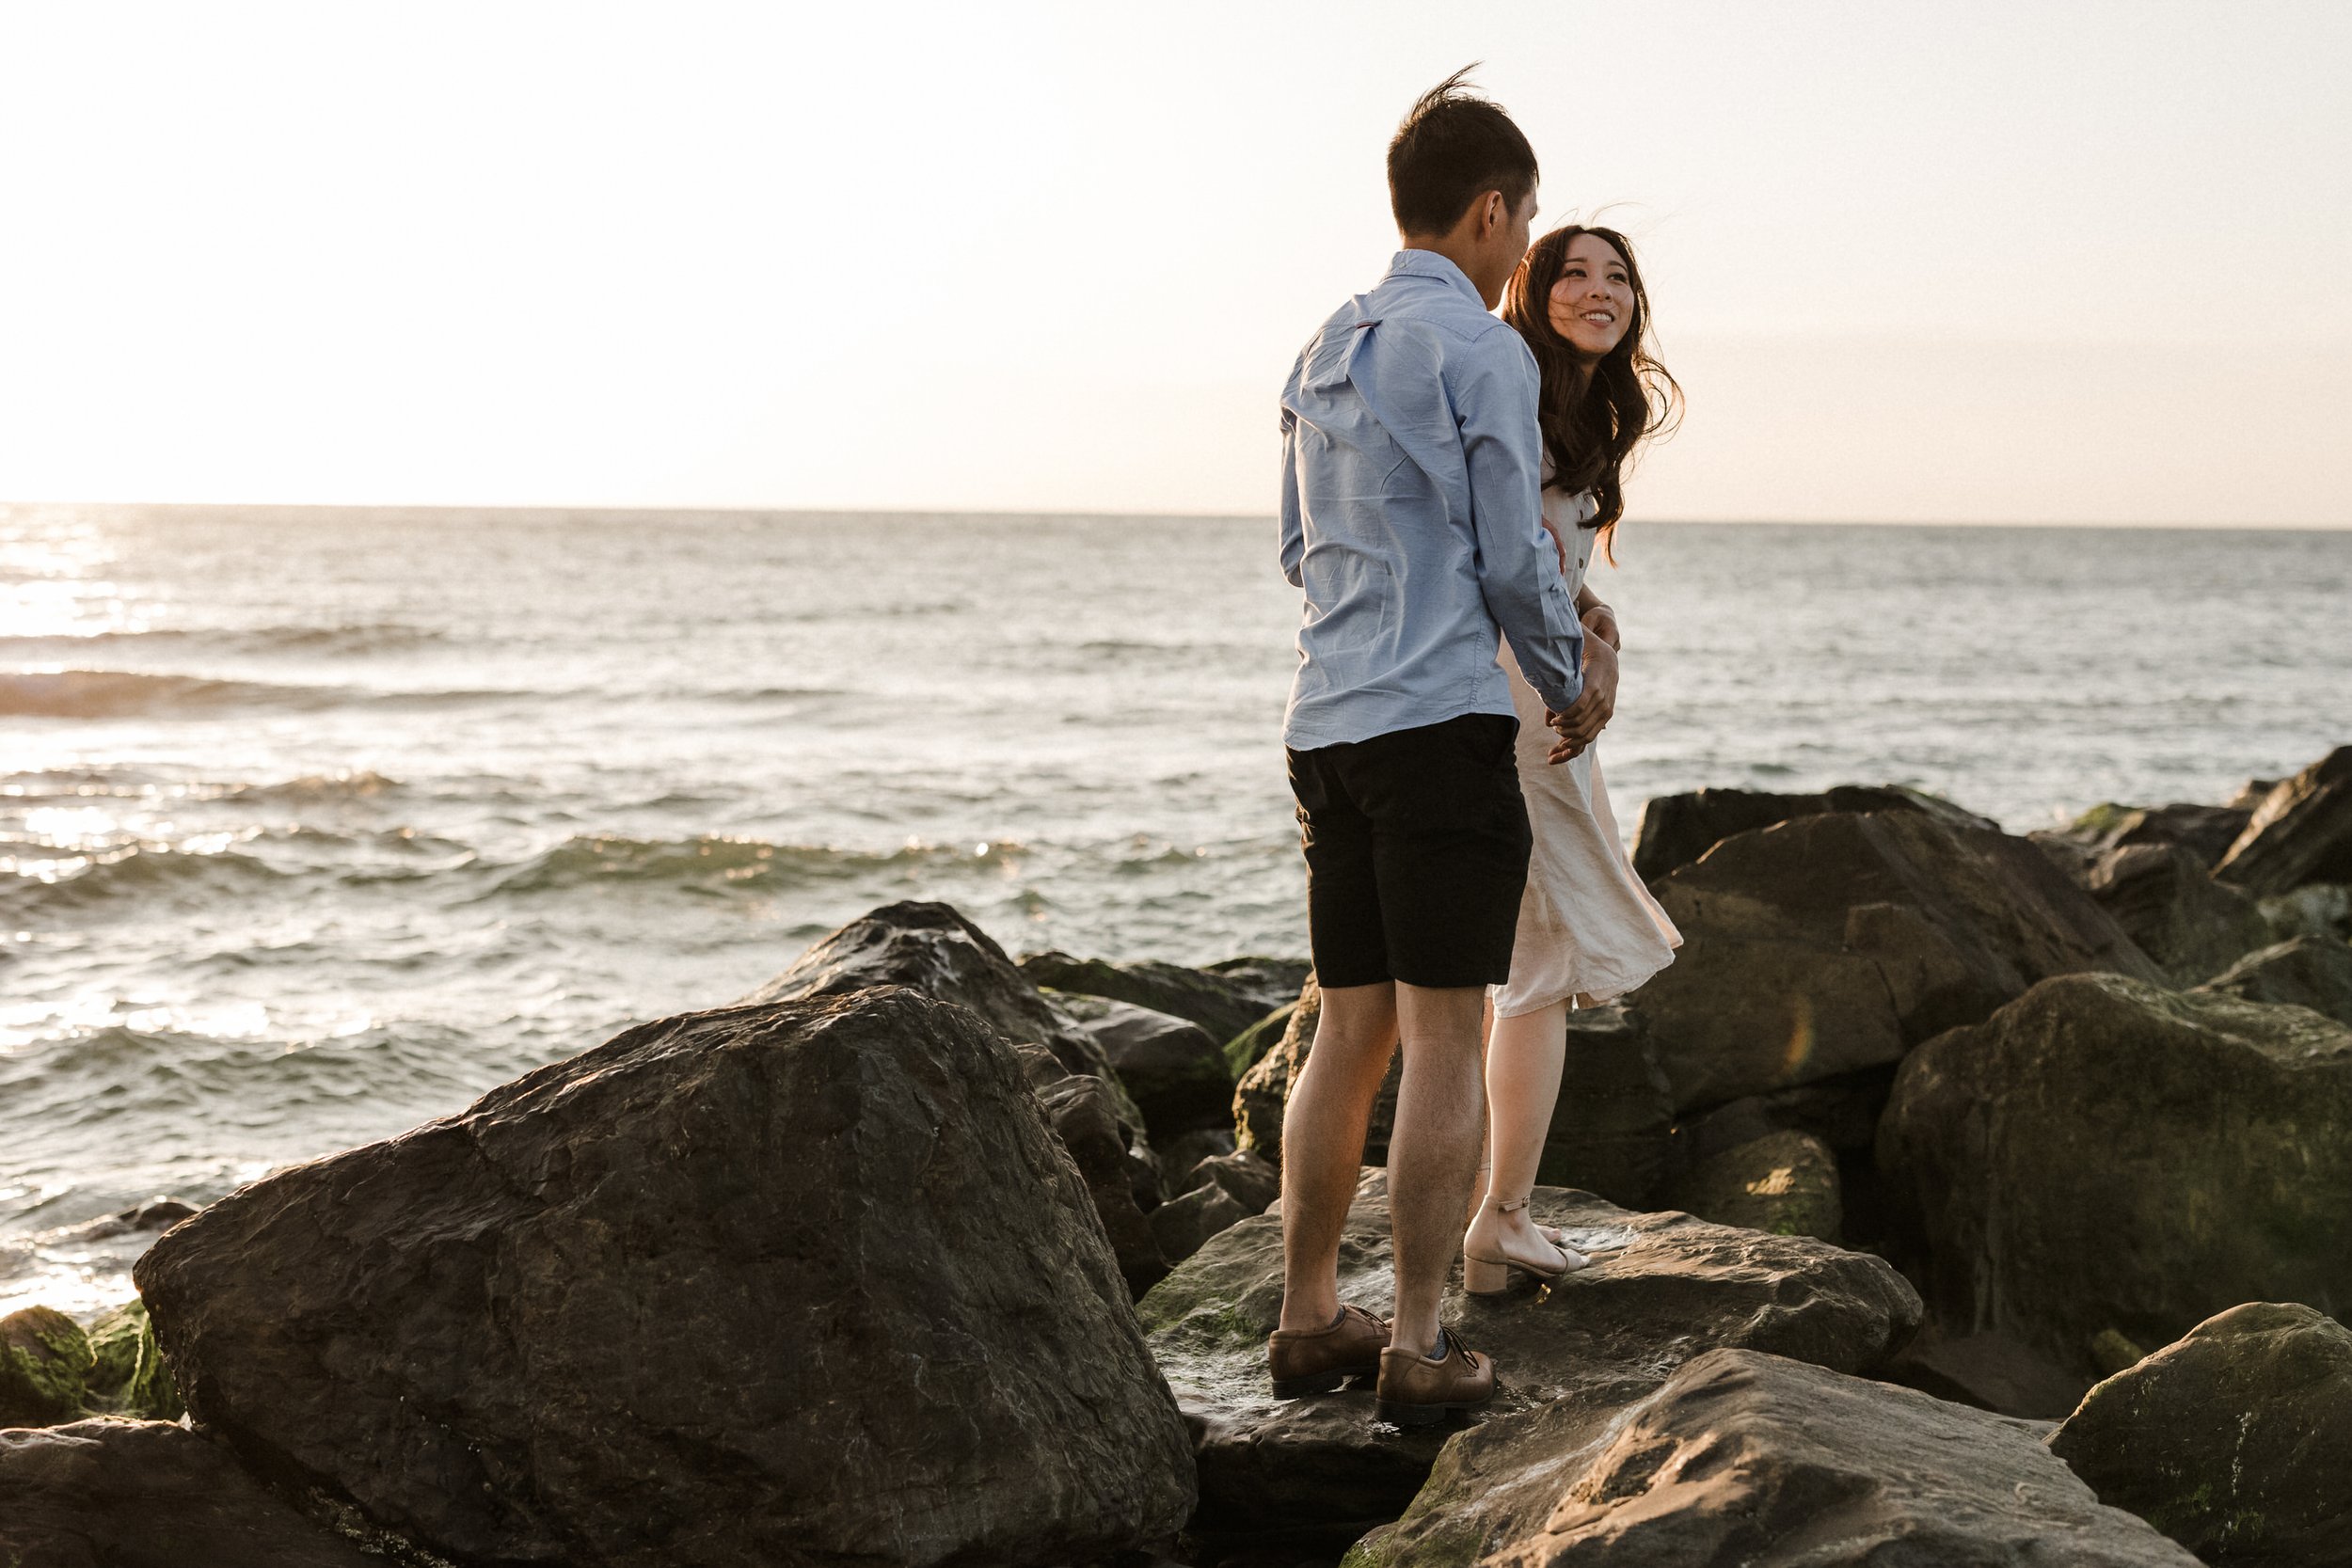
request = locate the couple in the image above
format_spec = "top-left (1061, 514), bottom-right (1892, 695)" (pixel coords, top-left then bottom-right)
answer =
top-left (1267, 70), bottom-right (1682, 1428)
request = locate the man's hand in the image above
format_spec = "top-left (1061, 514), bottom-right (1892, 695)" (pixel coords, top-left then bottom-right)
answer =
top-left (1546, 637), bottom-right (1619, 764)
top-left (1581, 600), bottom-right (1621, 652)
top-left (1538, 515), bottom-right (1569, 576)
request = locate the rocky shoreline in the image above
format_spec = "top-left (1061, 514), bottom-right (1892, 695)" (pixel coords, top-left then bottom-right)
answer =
top-left (5, 745), bottom-right (2351, 1566)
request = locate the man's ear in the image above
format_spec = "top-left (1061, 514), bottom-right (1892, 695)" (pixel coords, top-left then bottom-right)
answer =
top-left (1479, 191), bottom-right (1503, 237)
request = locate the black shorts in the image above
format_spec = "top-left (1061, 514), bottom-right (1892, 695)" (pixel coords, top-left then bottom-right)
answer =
top-left (1286, 712), bottom-right (1533, 990)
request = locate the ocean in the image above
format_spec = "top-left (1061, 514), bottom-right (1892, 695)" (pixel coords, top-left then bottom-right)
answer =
top-left (4, 503), bottom-right (2348, 1315)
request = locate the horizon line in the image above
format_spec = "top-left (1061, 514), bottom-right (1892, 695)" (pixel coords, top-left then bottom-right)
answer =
top-left (5, 499), bottom-right (2348, 532)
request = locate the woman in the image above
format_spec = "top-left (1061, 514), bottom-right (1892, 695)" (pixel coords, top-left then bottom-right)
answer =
top-left (1462, 224), bottom-right (1684, 1293)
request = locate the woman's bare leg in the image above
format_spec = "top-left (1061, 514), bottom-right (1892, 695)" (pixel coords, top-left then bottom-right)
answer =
top-left (1464, 1000), bottom-right (1577, 1272)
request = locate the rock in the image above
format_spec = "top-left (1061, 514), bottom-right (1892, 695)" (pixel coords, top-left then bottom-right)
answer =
top-left (1357, 1348), bottom-right (2197, 1567)
top-left (81, 1301), bottom-right (181, 1421)
top-left (1629, 783), bottom-right (1995, 882)
top-left (1664, 1129), bottom-right (1841, 1243)
top-left (0, 1306), bottom-right (89, 1426)
top-left (1680, 1066), bottom-right (1892, 1161)
top-left (0, 1419), bottom-right (384, 1568)
top-left (2043, 800), bottom-right (2257, 871)
top-left (1183, 1149), bottom-right (1280, 1215)
top-left (1222, 999), bottom-right (1295, 1080)
top-left (1236, 992), bottom-right (1680, 1211)
top-left (2080, 841), bottom-right (2274, 984)
top-left (1037, 1071), bottom-right (1173, 1294)
top-left (2090, 1327), bottom-right (2151, 1377)
top-left (2198, 934), bottom-right (2352, 1025)
top-left (2215, 746), bottom-right (2352, 895)
top-left (1050, 991), bottom-right (1235, 1140)
top-left (1879, 973), bottom-right (2352, 1374)
top-left (749, 900), bottom-right (1168, 1286)
top-left (36, 1196), bottom-right (200, 1245)
top-left (1627, 809), bottom-right (2162, 1113)
top-left (135, 987), bottom-right (1195, 1568)
top-left (2050, 1302), bottom-right (2352, 1566)
top-left (2259, 879), bottom-right (2352, 942)
top-left (1882, 1329), bottom-right (2092, 1419)
top-left (1155, 1126), bottom-right (1238, 1189)
top-left (1534, 1005), bottom-right (1682, 1209)
top-left (749, 899), bottom-right (1144, 1123)
top-left (1138, 1169), bottom-right (1919, 1546)
top-left (1019, 949), bottom-right (1303, 1046)
top-left (1149, 1182), bottom-right (1252, 1266)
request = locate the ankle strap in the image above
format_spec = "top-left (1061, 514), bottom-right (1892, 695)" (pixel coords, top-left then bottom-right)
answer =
top-left (1495, 1196), bottom-right (1531, 1213)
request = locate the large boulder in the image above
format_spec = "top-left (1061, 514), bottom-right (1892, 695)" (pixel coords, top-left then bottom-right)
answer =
top-left (1356, 1349), bottom-right (2197, 1567)
top-left (1629, 783), bottom-right (1994, 882)
top-left (2078, 842), bottom-right (2274, 985)
top-left (0, 1419), bottom-right (385, 1568)
top-left (1627, 810), bottom-right (2162, 1113)
top-left (1017, 950), bottom-right (1306, 1046)
top-left (2215, 745), bottom-right (2352, 895)
top-left (1049, 992), bottom-right (1233, 1140)
top-left (1879, 974), bottom-right (2352, 1373)
top-left (2049, 1301), bottom-right (2352, 1566)
top-left (1235, 992), bottom-right (1680, 1209)
top-left (752, 901), bottom-right (1168, 1289)
top-left (1138, 1169), bottom-right (1919, 1548)
top-left (135, 987), bottom-right (1196, 1568)
top-left (2197, 934), bottom-right (2352, 1026)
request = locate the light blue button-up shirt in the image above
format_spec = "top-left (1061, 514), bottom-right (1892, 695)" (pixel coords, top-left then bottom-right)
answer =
top-left (1279, 250), bottom-right (1585, 751)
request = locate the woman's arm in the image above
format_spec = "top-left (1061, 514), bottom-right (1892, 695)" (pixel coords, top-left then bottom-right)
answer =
top-left (1576, 584), bottom-right (1621, 651)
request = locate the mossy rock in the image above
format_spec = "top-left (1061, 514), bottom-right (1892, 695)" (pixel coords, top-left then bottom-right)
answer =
top-left (1221, 999), bottom-right (1295, 1081)
top-left (1666, 1128), bottom-right (1843, 1243)
top-left (0, 1305), bottom-right (93, 1425)
top-left (85, 1300), bottom-right (183, 1420)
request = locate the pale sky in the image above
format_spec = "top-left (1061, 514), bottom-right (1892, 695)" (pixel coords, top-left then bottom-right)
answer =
top-left (3, 1), bottom-right (2348, 524)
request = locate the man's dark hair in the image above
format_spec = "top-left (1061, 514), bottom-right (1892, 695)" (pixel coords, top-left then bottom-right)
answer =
top-left (1387, 66), bottom-right (1538, 237)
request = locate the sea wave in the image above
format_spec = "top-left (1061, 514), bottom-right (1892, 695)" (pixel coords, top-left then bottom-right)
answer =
top-left (0, 842), bottom-right (295, 913)
top-left (492, 833), bottom-right (1004, 895)
top-left (0, 623), bottom-right (443, 657)
top-left (0, 670), bottom-right (342, 719)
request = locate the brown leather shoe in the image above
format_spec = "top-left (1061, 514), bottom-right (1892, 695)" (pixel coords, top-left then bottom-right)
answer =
top-left (1266, 1305), bottom-right (1391, 1398)
top-left (1374, 1329), bottom-right (1495, 1427)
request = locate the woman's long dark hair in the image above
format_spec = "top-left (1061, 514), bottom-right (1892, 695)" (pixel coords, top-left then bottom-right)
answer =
top-left (1501, 224), bottom-right (1681, 561)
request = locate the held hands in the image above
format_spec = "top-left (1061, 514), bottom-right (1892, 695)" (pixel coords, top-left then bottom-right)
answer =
top-left (1544, 636), bottom-right (1619, 765)
top-left (1581, 600), bottom-right (1621, 652)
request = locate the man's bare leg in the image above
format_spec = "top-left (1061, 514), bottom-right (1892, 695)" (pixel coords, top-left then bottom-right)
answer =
top-left (1387, 983), bottom-right (1488, 1359)
top-left (1277, 982), bottom-right (1399, 1332)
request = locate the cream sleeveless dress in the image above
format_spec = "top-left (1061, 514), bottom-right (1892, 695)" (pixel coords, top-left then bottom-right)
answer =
top-left (1490, 487), bottom-right (1682, 1016)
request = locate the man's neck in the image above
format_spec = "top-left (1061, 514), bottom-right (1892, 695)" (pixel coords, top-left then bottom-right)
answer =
top-left (1400, 234), bottom-right (1497, 307)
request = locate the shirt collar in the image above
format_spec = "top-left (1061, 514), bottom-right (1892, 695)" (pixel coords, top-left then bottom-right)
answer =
top-left (1385, 249), bottom-right (1487, 308)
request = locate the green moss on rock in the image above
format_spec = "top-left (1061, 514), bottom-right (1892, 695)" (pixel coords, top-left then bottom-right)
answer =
top-left (0, 1306), bottom-right (93, 1425)
top-left (84, 1300), bottom-right (183, 1420)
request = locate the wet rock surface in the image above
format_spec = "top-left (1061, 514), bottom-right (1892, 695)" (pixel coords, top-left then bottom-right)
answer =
top-left (136, 986), bottom-right (1196, 1568)
top-left (0, 1419), bottom-right (385, 1568)
top-left (1880, 974), bottom-right (2352, 1373)
top-left (1881, 1328), bottom-right (2091, 1419)
top-left (2197, 933), bottom-right (2352, 1025)
top-left (1137, 1169), bottom-right (1918, 1547)
top-left (2215, 745), bottom-right (2352, 895)
top-left (2049, 1301), bottom-right (2352, 1567)
top-left (1629, 783), bottom-right (1995, 882)
top-left (1357, 1349), bottom-right (2197, 1567)
top-left (1628, 809), bottom-right (2161, 1112)
top-left (2039, 800), bottom-right (2258, 873)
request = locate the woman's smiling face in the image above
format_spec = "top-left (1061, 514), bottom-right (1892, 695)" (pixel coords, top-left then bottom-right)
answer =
top-left (1546, 232), bottom-right (1634, 357)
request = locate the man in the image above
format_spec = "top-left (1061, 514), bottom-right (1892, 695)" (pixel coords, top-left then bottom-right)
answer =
top-left (1266, 69), bottom-right (1586, 1429)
